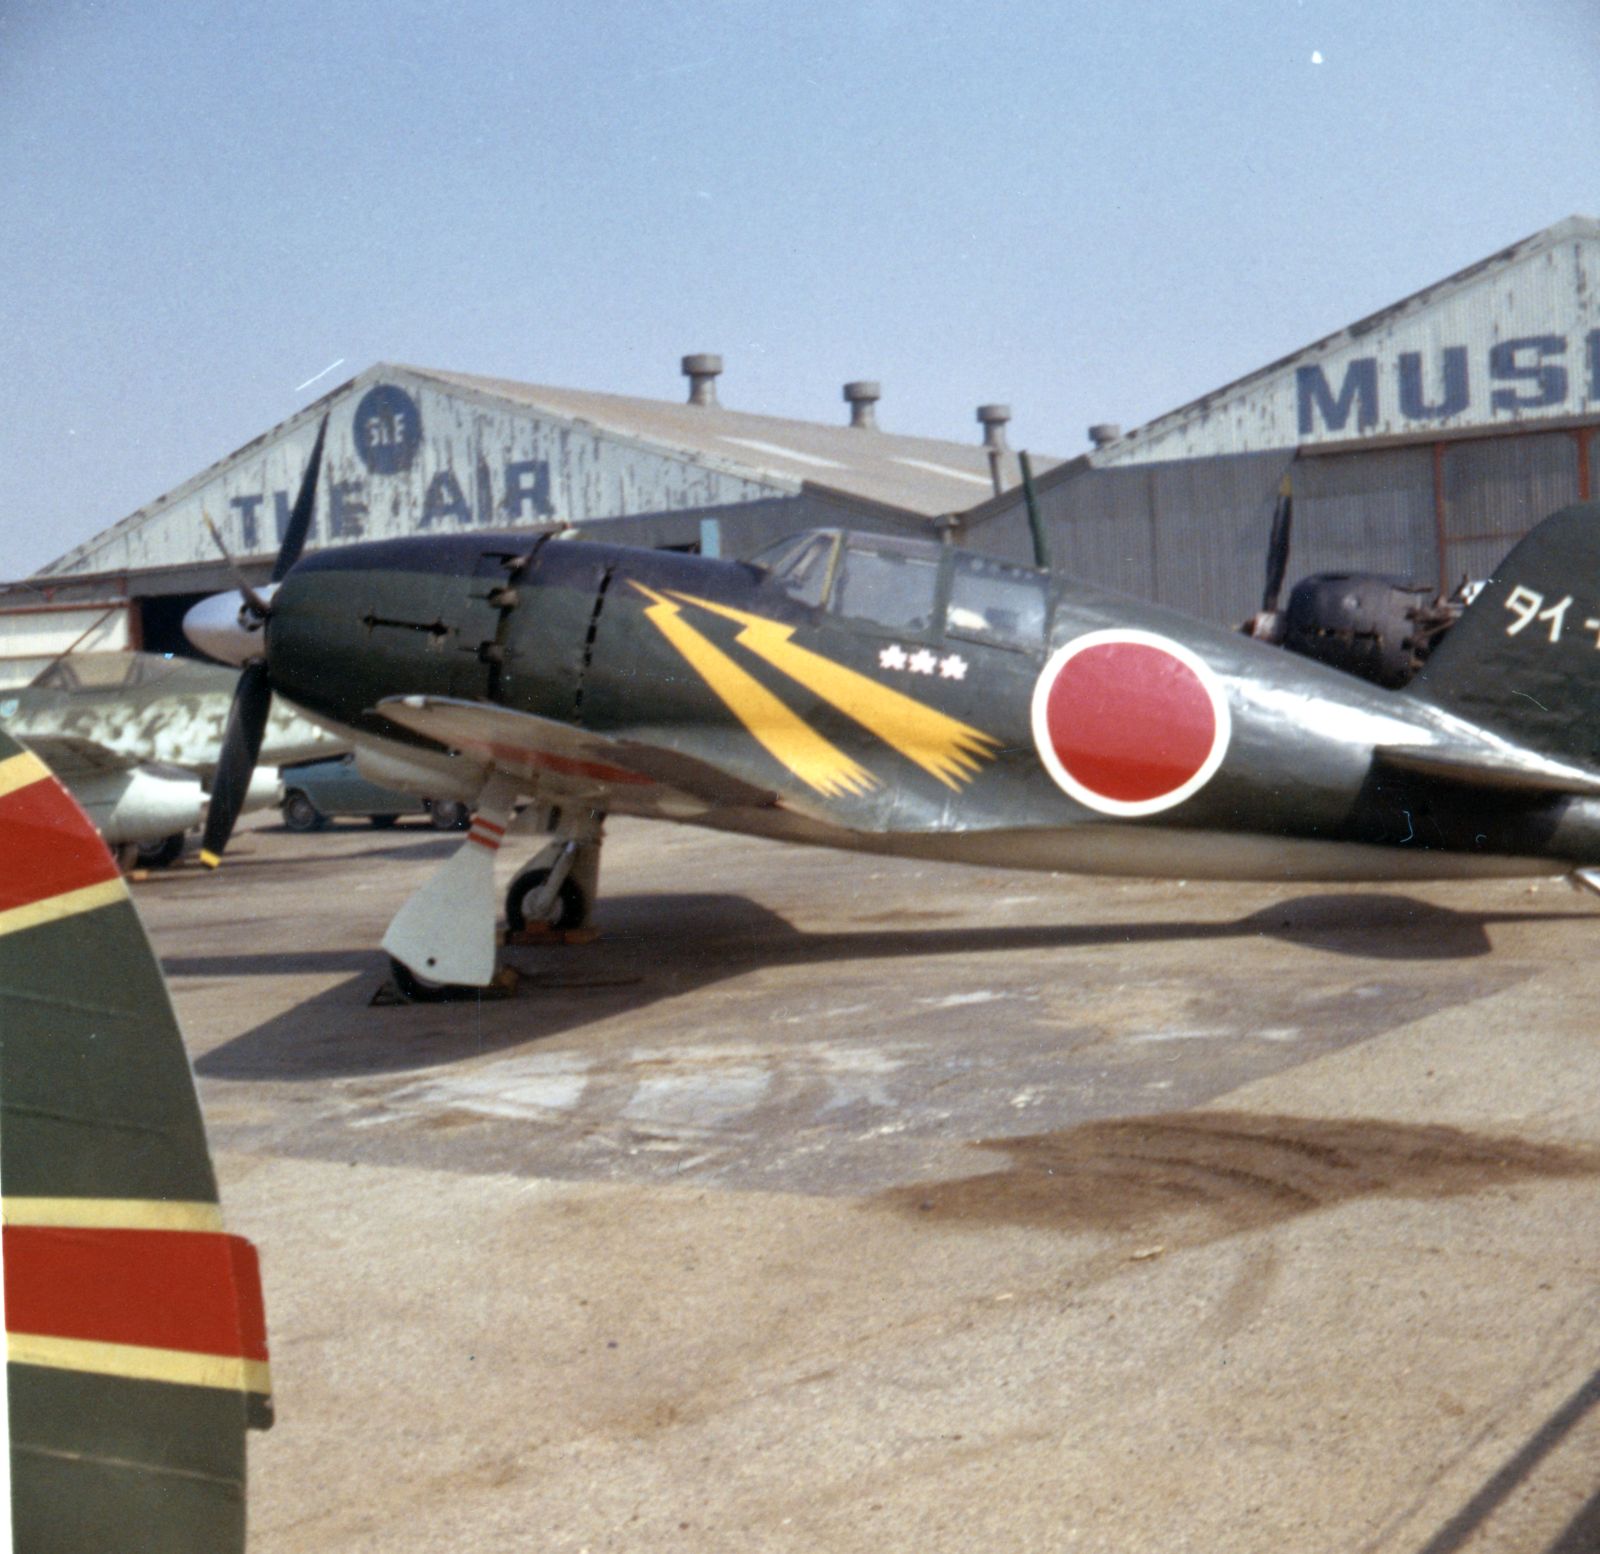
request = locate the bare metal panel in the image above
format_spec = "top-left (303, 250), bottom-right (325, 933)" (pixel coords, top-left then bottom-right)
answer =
top-left (1441, 433), bottom-right (1581, 581)
top-left (1292, 447), bottom-right (1437, 583)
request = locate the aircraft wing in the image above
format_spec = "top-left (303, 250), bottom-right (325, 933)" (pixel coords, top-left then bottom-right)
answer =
top-left (373, 695), bottom-right (778, 813)
top-left (14, 731), bottom-right (142, 780)
top-left (1374, 741), bottom-right (1600, 797)
top-left (0, 729), bottom-right (270, 1550)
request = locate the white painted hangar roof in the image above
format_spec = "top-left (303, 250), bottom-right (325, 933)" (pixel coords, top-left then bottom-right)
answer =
top-left (405, 366), bottom-right (1046, 514)
top-left (1093, 215), bottom-right (1600, 466)
top-left (34, 362), bottom-right (1060, 584)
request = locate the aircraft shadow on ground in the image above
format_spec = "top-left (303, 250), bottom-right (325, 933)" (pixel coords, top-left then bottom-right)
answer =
top-left (1406, 1365), bottom-right (1600, 1554)
top-left (255, 832), bottom-right (464, 864)
top-left (190, 889), bottom-right (1591, 1082)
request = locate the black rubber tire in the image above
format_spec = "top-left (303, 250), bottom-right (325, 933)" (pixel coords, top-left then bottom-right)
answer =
top-left (388, 956), bottom-right (453, 1002)
top-left (135, 832), bottom-right (186, 869)
top-left (369, 814), bottom-right (401, 829)
top-left (505, 868), bottom-right (587, 933)
top-left (282, 791), bottom-right (325, 832)
top-left (428, 800), bottom-right (470, 831)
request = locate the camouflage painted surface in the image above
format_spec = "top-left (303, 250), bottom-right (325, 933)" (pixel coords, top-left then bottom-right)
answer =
top-left (0, 652), bottom-right (339, 778)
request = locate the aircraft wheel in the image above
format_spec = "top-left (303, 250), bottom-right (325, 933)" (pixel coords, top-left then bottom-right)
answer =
top-left (136, 832), bottom-right (186, 869)
top-left (505, 867), bottom-right (587, 933)
top-left (282, 792), bottom-right (325, 832)
top-left (387, 956), bottom-right (456, 1003)
top-left (428, 800), bottom-right (470, 831)
top-left (369, 814), bottom-right (400, 829)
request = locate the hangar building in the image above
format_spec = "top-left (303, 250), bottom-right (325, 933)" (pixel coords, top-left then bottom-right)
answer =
top-left (959, 215), bottom-right (1600, 626)
top-left (0, 359), bottom-right (1048, 679)
top-left (7, 216), bottom-right (1597, 677)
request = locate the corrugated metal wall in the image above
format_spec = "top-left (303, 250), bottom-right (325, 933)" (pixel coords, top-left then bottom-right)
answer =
top-left (1437, 432), bottom-right (1583, 582)
top-left (1291, 447), bottom-right (1436, 582)
top-left (963, 451), bottom-right (1289, 625)
top-left (965, 424), bottom-right (1598, 625)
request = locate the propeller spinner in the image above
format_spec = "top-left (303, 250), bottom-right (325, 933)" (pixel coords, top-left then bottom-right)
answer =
top-left (184, 414), bottom-right (328, 865)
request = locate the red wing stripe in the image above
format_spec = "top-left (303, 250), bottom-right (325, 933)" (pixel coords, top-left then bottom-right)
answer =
top-left (473, 740), bottom-right (652, 786)
top-left (473, 817), bottom-right (506, 837)
top-left (4, 1226), bottom-right (269, 1364)
top-left (0, 771), bottom-right (120, 914)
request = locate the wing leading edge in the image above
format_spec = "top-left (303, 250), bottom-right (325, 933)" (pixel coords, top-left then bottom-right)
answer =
top-left (373, 694), bottom-right (778, 815)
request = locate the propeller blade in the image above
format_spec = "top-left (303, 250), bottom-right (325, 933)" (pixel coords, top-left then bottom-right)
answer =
top-left (199, 660), bottom-right (274, 866)
top-left (271, 414), bottom-right (329, 583)
top-left (1262, 477), bottom-right (1294, 614)
top-left (201, 511), bottom-right (273, 617)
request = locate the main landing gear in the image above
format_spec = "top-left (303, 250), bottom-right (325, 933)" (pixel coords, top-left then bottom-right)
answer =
top-left (382, 792), bottom-right (605, 1002)
top-left (502, 809), bottom-right (603, 939)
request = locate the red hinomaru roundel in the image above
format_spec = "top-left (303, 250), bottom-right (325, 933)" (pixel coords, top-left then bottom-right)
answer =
top-left (1030, 629), bottom-right (1232, 817)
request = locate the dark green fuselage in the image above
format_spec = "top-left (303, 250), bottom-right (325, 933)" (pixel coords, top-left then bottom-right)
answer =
top-left (264, 529), bottom-right (1600, 882)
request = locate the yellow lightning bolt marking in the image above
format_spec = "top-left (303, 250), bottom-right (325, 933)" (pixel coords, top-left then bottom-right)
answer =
top-left (630, 583), bottom-right (878, 798)
top-left (668, 593), bottom-right (1001, 791)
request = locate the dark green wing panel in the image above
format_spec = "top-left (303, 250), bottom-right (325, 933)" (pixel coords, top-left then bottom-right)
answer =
top-left (0, 728), bottom-right (270, 1553)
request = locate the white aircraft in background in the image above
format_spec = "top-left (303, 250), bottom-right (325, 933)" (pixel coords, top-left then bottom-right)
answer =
top-left (0, 650), bottom-right (341, 865)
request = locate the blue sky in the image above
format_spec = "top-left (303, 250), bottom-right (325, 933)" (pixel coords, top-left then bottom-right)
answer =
top-left (2, 0), bottom-right (1596, 576)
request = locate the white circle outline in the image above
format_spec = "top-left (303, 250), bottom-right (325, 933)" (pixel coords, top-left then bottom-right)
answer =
top-left (1030, 628), bottom-right (1233, 817)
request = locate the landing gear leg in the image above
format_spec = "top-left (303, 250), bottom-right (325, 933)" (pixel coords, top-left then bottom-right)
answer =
top-left (505, 808), bottom-right (604, 938)
top-left (381, 772), bottom-right (520, 997)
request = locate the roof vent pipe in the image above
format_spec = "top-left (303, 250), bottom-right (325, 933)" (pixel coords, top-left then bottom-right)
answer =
top-left (978, 405), bottom-right (1012, 496)
top-left (682, 353), bottom-right (723, 407)
top-left (977, 404), bottom-right (1010, 450)
top-left (1088, 422), bottom-right (1122, 449)
top-left (843, 381), bottom-right (880, 430)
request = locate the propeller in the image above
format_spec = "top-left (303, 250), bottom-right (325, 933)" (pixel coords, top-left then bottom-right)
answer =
top-left (191, 414), bottom-right (328, 865)
top-left (1243, 474), bottom-right (1294, 641)
top-left (1261, 474), bottom-right (1294, 616)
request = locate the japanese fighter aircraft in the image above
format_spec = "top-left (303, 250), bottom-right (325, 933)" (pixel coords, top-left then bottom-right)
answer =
top-left (184, 432), bottom-right (1600, 998)
top-left (0, 724), bottom-right (271, 1548)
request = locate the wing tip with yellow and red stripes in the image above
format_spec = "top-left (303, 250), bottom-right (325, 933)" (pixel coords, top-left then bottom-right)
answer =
top-left (0, 730), bottom-right (271, 1551)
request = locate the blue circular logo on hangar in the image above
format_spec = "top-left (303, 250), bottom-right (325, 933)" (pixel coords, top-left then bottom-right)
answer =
top-left (353, 383), bottom-right (422, 475)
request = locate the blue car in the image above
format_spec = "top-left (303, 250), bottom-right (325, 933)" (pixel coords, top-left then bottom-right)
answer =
top-left (277, 754), bottom-right (470, 832)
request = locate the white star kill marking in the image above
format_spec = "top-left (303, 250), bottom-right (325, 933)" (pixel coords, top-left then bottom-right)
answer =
top-left (879, 644), bottom-right (909, 670)
top-left (938, 654), bottom-right (968, 680)
top-left (908, 648), bottom-right (939, 675)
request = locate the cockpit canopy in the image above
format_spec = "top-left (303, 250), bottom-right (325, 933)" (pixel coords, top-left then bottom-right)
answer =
top-left (751, 529), bottom-right (1049, 654)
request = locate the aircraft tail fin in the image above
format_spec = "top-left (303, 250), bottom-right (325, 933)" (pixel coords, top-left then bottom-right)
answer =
top-left (1404, 501), bottom-right (1600, 772)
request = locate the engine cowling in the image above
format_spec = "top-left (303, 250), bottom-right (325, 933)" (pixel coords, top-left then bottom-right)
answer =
top-left (1280, 573), bottom-right (1457, 689)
